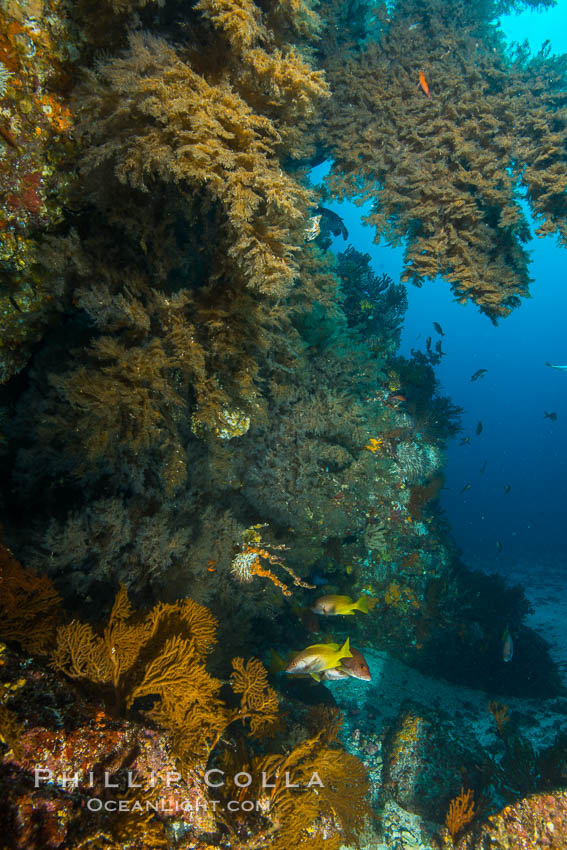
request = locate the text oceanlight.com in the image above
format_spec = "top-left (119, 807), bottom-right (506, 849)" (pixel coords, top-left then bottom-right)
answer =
top-left (86, 797), bottom-right (268, 814)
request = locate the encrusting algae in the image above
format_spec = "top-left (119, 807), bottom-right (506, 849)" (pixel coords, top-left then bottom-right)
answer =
top-left (0, 0), bottom-right (77, 383)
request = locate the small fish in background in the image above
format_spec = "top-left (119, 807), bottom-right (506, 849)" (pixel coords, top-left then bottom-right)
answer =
top-left (475, 421), bottom-right (483, 435)
top-left (418, 70), bottom-right (430, 98)
top-left (459, 436), bottom-right (471, 446)
top-left (496, 540), bottom-right (503, 553)
top-left (285, 637), bottom-right (352, 680)
top-left (471, 369), bottom-right (488, 382)
top-left (480, 460), bottom-right (487, 474)
top-left (544, 411), bottom-right (558, 421)
top-left (504, 484), bottom-right (512, 494)
top-left (320, 647), bottom-right (372, 682)
top-left (311, 594), bottom-right (377, 616)
top-left (460, 483), bottom-right (472, 494)
top-left (545, 362), bottom-right (567, 372)
top-left (433, 322), bottom-right (444, 336)
top-left (435, 340), bottom-right (444, 357)
top-left (502, 627), bottom-right (514, 663)
top-left (310, 571), bottom-right (331, 587)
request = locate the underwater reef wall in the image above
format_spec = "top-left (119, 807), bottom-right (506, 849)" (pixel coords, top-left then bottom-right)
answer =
top-left (1, 0), bottom-right (566, 846)
top-left (0, 0), bottom-right (562, 694)
top-left (0, 0), bottom-right (78, 383)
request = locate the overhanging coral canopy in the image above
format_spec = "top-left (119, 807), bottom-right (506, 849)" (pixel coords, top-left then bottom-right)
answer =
top-left (321, 0), bottom-right (567, 319)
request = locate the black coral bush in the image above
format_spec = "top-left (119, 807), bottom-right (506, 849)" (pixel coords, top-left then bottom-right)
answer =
top-left (78, 31), bottom-right (323, 296)
top-left (322, 0), bottom-right (567, 319)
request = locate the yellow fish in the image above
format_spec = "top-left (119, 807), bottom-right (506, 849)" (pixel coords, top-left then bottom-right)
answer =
top-left (311, 595), bottom-right (377, 616)
top-left (285, 637), bottom-right (352, 681)
top-left (269, 648), bottom-right (294, 673)
top-left (320, 647), bottom-right (372, 682)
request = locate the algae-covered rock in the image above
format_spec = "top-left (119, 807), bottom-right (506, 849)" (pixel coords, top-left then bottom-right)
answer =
top-left (467, 790), bottom-right (567, 849)
top-left (384, 701), bottom-right (484, 820)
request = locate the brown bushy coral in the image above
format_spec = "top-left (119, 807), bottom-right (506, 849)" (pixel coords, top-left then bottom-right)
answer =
top-left (322, 0), bottom-right (567, 319)
top-left (2, 0), bottom-right (330, 608)
top-left (0, 544), bottom-right (61, 654)
top-left (217, 709), bottom-right (371, 849)
top-left (78, 29), bottom-right (326, 296)
top-left (52, 584), bottom-right (280, 770)
top-left (2, 0), bottom-right (329, 511)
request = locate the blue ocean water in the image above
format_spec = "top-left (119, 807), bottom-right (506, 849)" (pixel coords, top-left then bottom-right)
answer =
top-left (313, 0), bottom-right (567, 574)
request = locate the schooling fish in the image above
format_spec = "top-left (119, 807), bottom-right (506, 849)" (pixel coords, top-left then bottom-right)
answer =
top-left (545, 362), bottom-right (567, 371)
top-left (418, 71), bottom-right (430, 98)
top-left (311, 594), bottom-right (377, 616)
top-left (496, 540), bottom-right (503, 553)
top-left (459, 436), bottom-right (471, 446)
top-left (502, 627), bottom-right (514, 663)
top-left (433, 322), bottom-right (444, 336)
top-left (504, 485), bottom-right (512, 494)
top-left (285, 637), bottom-right (352, 680)
top-left (320, 647), bottom-right (371, 682)
top-left (544, 411), bottom-right (558, 421)
top-left (480, 460), bottom-right (487, 474)
top-left (460, 483), bottom-right (472, 494)
top-left (471, 369), bottom-right (488, 382)
top-left (475, 421), bottom-right (483, 435)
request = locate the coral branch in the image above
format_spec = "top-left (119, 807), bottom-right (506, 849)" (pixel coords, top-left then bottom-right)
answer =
top-left (231, 524), bottom-right (314, 596)
top-left (445, 786), bottom-right (475, 839)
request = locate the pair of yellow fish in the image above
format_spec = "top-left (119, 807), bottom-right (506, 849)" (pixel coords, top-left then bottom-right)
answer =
top-left (283, 594), bottom-right (376, 681)
top-left (283, 638), bottom-right (371, 682)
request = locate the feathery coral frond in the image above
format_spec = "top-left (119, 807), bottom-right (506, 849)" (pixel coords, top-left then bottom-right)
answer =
top-left (231, 656), bottom-right (279, 735)
top-left (445, 786), bottom-right (475, 839)
top-left (79, 32), bottom-right (319, 296)
top-left (0, 544), bottom-right (61, 654)
top-left (195, 0), bottom-right (266, 51)
top-left (52, 620), bottom-right (114, 683)
top-left (322, 2), bottom-right (567, 319)
top-left (249, 722), bottom-right (370, 848)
